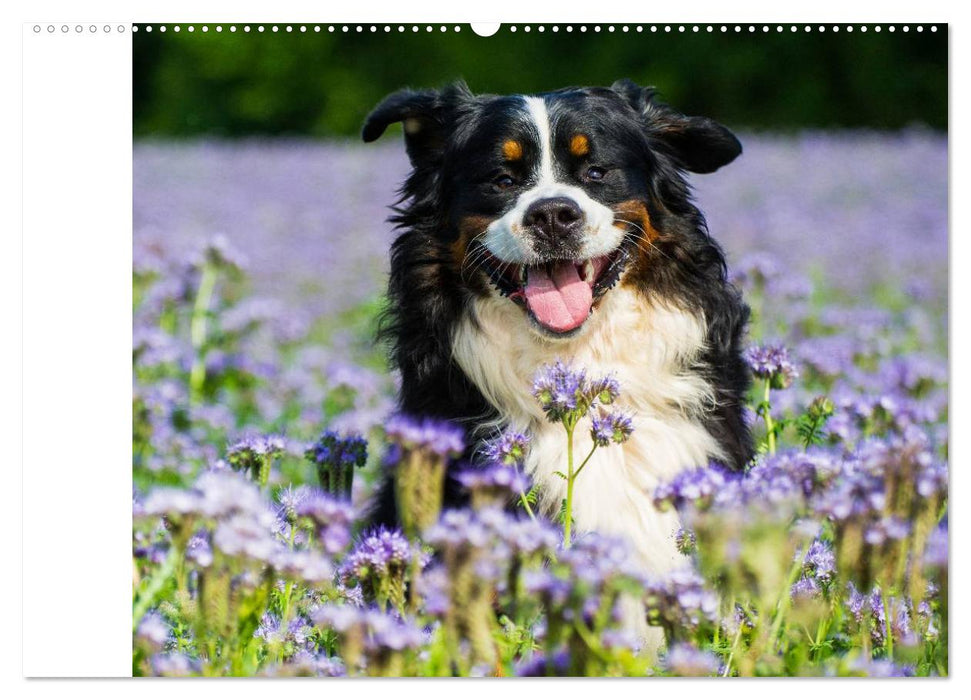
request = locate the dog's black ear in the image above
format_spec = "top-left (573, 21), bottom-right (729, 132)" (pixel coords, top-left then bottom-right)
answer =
top-left (611, 78), bottom-right (742, 174)
top-left (362, 82), bottom-right (473, 166)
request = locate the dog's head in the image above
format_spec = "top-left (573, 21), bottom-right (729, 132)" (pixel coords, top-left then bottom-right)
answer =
top-left (364, 80), bottom-right (741, 339)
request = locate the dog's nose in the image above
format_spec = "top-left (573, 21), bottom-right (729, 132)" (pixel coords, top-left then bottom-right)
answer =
top-left (523, 197), bottom-right (584, 240)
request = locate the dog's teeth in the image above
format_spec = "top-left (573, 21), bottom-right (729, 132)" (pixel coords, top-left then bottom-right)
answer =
top-left (520, 265), bottom-right (528, 285)
top-left (582, 260), bottom-right (595, 281)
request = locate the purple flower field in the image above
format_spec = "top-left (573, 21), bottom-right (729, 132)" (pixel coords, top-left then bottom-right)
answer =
top-left (132, 133), bottom-right (947, 677)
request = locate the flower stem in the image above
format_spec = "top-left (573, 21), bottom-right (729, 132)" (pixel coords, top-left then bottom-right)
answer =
top-left (769, 553), bottom-right (806, 650)
top-left (573, 444), bottom-right (598, 480)
top-left (563, 422), bottom-right (576, 547)
top-left (189, 263), bottom-right (217, 403)
top-left (763, 378), bottom-right (777, 454)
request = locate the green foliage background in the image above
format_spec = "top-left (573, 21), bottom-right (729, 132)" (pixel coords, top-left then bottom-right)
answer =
top-left (133, 25), bottom-right (947, 137)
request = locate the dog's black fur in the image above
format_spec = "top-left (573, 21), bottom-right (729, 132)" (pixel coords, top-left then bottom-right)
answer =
top-left (362, 80), bottom-right (752, 525)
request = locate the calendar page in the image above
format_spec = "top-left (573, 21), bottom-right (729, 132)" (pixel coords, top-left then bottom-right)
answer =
top-left (20, 4), bottom-right (951, 683)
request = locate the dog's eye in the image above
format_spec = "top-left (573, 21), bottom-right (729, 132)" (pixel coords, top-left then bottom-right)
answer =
top-left (494, 174), bottom-right (516, 190)
top-left (585, 166), bottom-right (607, 181)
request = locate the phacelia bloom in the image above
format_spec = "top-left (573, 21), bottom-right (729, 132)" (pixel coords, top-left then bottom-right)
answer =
top-left (272, 549), bottom-right (335, 583)
top-left (305, 431), bottom-right (368, 468)
top-left (587, 374), bottom-right (621, 405)
top-left (423, 509), bottom-right (493, 551)
top-left (644, 567), bottom-right (720, 634)
top-left (842, 658), bottom-right (916, 678)
top-left (142, 470), bottom-right (271, 524)
top-left (226, 433), bottom-right (286, 485)
top-left (312, 605), bottom-right (423, 674)
top-left (274, 651), bottom-right (347, 678)
top-left (212, 513), bottom-right (279, 562)
top-left (590, 410), bottom-right (634, 447)
top-left (662, 643), bottom-right (721, 677)
top-left (275, 485), bottom-right (314, 527)
top-left (801, 539), bottom-right (836, 584)
top-left (151, 652), bottom-right (200, 677)
top-left (305, 431), bottom-right (368, 499)
top-left (135, 611), bottom-right (170, 653)
top-left (532, 360), bottom-right (588, 421)
top-left (477, 508), bottom-right (560, 558)
top-left (456, 462), bottom-right (530, 509)
top-left (846, 584), bottom-right (918, 649)
top-left (295, 492), bottom-right (355, 555)
top-left (482, 430), bottom-right (530, 467)
top-left (255, 613), bottom-right (314, 654)
top-left (186, 531), bottom-right (214, 567)
top-left (790, 576), bottom-right (823, 602)
top-left (653, 463), bottom-right (734, 512)
top-left (341, 526), bottom-right (412, 582)
top-left (675, 528), bottom-right (697, 555)
top-left (744, 343), bottom-right (799, 389)
top-left (514, 650), bottom-right (572, 677)
top-left (864, 515), bottom-right (911, 546)
top-left (385, 414), bottom-right (465, 457)
top-left (227, 433), bottom-right (286, 461)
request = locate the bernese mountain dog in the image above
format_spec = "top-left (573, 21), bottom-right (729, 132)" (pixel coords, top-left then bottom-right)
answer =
top-left (363, 79), bottom-right (751, 589)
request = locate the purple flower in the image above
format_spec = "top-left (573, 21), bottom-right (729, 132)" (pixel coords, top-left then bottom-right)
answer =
top-left (864, 515), bottom-right (911, 545)
top-left (843, 658), bottom-right (915, 677)
top-left (514, 650), bottom-right (572, 676)
top-left (226, 433), bottom-right (286, 484)
top-left (227, 433), bottom-right (286, 460)
top-left (295, 492), bottom-right (355, 554)
top-left (340, 526), bottom-right (411, 582)
top-left (590, 410), bottom-right (634, 447)
top-left (481, 430), bottom-right (530, 467)
top-left (455, 462), bottom-right (530, 503)
top-left (846, 584), bottom-right (918, 648)
top-left (532, 360), bottom-right (587, 421)
top-left (186, 531), bottom-right (213, 567)
top-left (305, 431), bottom-right (368, 469)
top-left (587, 374), bottom-right (621, 405)
top-left (675, 528), bottom-right (697, 555)
top-left (385, 414), bottom-right (465, 457)
top-left (150, 652), bottom-right (200, 677)
top-left (135, 612), bottom-right (170, 652)
top-left (423, 509), bottom-right (493, 550)
top-left (801, 539), bottom-right (836, 584)
top-left (745, 343), bottom-right (799, 389)
top-left (305, 431), bottom-right (368, 498)
top-left (790, 576), bottom-right (823, 602)
top-left (662, 643), bottom-right (721, 676)
top-left (532, 360), bottom-right (622, 423)
top-left (644, 567), bottom-right (720, 633)
top-left (276, 651), bottom-right (346, 677)
top-left (653, 463), bottom-right (734, 512)
top-left (312, 605), bottom-right (422, 653)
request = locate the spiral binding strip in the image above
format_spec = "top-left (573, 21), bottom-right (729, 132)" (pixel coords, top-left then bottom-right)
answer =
top-left (33, 24), bottom-right (941, 35)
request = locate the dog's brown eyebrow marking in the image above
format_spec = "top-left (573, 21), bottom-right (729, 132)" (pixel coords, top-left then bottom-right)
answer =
top-left (502, 139), bottom-right (523, 161)
top-left (569, 134), bottom-right (590, 157)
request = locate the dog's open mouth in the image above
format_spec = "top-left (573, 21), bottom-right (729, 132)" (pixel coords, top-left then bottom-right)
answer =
top-left (474, 240), bottom-right (634, 335)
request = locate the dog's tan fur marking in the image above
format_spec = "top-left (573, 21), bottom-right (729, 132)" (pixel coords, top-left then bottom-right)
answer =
top-left (502, 139), bottom-right (524, 161)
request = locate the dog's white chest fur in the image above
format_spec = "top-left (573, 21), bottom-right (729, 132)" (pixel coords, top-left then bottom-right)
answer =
top-left (452, 287), bottom-right (724, 574)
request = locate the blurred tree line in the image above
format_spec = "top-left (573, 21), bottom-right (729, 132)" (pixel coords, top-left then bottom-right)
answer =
top-left (133, 25), bottom-right (946, 137)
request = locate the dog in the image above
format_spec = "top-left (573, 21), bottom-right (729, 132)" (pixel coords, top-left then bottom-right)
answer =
top-left (363, 80), bottom-right (751, 607)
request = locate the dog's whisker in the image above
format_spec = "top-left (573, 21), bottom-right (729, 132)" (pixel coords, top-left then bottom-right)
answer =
top-left (614, 218), bottom-right (675, 265)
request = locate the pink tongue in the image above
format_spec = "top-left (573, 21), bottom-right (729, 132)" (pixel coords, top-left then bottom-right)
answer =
top-left (523, 262), bottom-right (594, 333)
